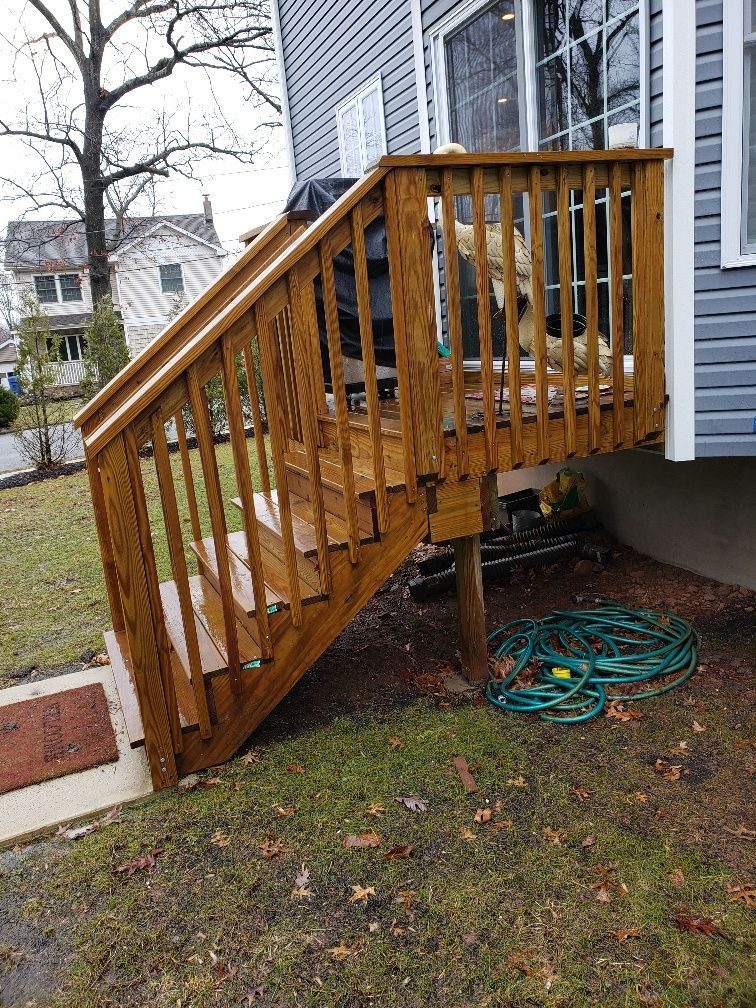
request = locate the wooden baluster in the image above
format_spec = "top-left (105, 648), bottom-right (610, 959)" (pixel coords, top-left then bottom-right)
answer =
top-left (254, 301), bottom-right (303, 625)
top-left (440, 169), bottom-right (469, 478)
top-left (471, 167), bottom-right (497, 471)
top-left (351, 204), bottom-right (390, 533)
top-left (150, 410), bottom-right (213, 738)
top-left (123, 426), bottom-right (183, 753)
top-left (283, 304), bottom-right (305, 444)
top-left (186, 365), bottom-right (242, 691)
top-left (644, 160), bottom-right (666, 437)
top-left (499, 168), bottom-right (524, 467)
top-left (556, 166), bottom-right (577, 457)
top-left (582, 165), bottom-right (601, 452)
top-left (276, 311), bottom-right (301, 444)
top-left (386, 167), bottom-right (443, 481)
top-left (383, 171), bottom-right (418, 502)
top-left (241, 337), bottom-right (271, 493)
top-left (528, 165), bottom-right (550, 462)
top-left (320, 236), bottom-right (361, 563)
top-left (608, 163), bottom-right (626, 447)
top-left (286, 270), bottom-right (333, 593)
top-left (98, 433), bottom-right (178, 788)
top-left (86, 454), bottom-right (124, 632)
top-left (174, 409), bottom-right (202, 543)
top-left (301, 279), bottom-right (329, 425)
top-left (220, 336), bottom-right (274, 655)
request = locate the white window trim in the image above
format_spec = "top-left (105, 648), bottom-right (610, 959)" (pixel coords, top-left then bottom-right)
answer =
top-left (721, 0), bottom-right (756, 267)
top-left (335, 74), bottom-right (388, 176)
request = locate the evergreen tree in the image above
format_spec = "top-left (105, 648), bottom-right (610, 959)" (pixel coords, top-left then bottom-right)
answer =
top-left (81, 296), bottom-right (129, 400)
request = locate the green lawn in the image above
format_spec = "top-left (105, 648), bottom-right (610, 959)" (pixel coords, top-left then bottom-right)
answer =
top-left (15, 397), bottom-right (85, 430)
top-left (0, 441), bottom-right (267, 683)
top-left (0, 695), bottom-right (753, 1007)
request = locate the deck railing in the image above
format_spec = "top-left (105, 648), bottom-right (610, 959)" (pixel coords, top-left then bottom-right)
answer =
top-left (75, 149), bottom-right (670, 786)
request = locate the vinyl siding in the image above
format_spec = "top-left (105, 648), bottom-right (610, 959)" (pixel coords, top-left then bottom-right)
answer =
top-left (694, 0), bottom-right (756, 456)
top-left (12, 269), bottom-right (119, 317)
top-left (278, 0), bottom-right (420, 179)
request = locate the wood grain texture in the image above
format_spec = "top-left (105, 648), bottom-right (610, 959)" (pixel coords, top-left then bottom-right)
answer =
top-left (528, 166), bottom-right (550, 463)
top-left (87, 456), bottom-right (124, 633)
top-left (556, 166), bottom-right (577, 457)
top-left (582, 164), bottom-right (601, 452)
top-left (498, 168), bottom-right (524, 466)
top-left (241, 331), bottom-right (271, 494)
top-left (608, 163), bottom-right (626, 447)
top-left (174, 409), bottom-right (202, 543)
top-left (440, 168), bottom-right (469, 477)
top-left (98, 436), bottom-right (177, 787)
top-left (453, 534), bottom-right (488, 685)
top-left (428, 477), bottom-right (484, 543)
top-left (471, 167), bottom-right (497, 471)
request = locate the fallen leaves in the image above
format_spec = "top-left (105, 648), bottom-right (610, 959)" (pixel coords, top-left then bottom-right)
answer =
top-left (240, 750), bottom-right (260, 766)
top-left (605, 701), bottom-right (645, 722)
top-left (210, 830), bottom-right (231, 848)
top-left (384, 843), bottom-right (416, 860)
top-left (474, 808), bottom-right (492, 824)
top-left (56, 804), bottom-right (121, 841)
top-left (542, 826), bottom-right (567, 845)
top-left (571, 786), bottom-right (590, 802)
top-left (722, 823), bottom-right (756, 840)
top-left (674, 913), bottom-right (724, 937)
top-left (259, 837), bottom-right (287, 860)
top-left (388, 737), bottom-right (405, 749)
top-left (588, 864), bottom-right (628, 903)
top-left (609, 927), bottom-right (642, 941)
top-left (725, 882), bottom-right (756, 909)
top-left (349, 884), bottom-right (376, 906)
top-left (272, 805), bottom-right (296, 818)
top-left (291, 865), bottom-right (312, 899)
top-left (506, 775), bottom-right (528, 788)
top-left (653, 759), bottom-right (687, 782)
top-left (395, 796), bottom-right (428, 813)
top-left (668, 867), bottom-right (686, 888)
top-left (691, 720), bottom-right (707, 733)
top-left (459, 827), bottom-right (477, 841)
top-left (342, 832), bottom-right (382, 849)
top-left (365, 802), bottom-right (387, 817)
top-left (581, 836), bottom-right (596, 849)
top-left (328, 940), bottom-right (360, 961)
top-left (285, 763), bottom-right (305, 774)
top-left (115, 847), bottom-right (163, 878)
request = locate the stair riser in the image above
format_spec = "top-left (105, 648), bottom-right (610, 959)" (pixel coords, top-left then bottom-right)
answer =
top-left (321, 417), bottom-right (406, 484)
top-left (284, 467), bottom-right (376, 539)
top-left (255, 522), bottom-right (323, 592)
top-left (193, 552), bottom-right (267, 646)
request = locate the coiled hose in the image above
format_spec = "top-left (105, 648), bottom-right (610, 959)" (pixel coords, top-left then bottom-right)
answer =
top-left (486, 602), bottom-right (699, 724)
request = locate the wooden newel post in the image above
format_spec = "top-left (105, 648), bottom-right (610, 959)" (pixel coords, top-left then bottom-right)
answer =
top-left (452, 533), bottom-right (488, 684)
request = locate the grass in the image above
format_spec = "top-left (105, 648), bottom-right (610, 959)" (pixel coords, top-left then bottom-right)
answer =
top-left (0, 696), bottom-right (753, 1007)
top-left (0, 441), bottom-right (267, 682)
top-left (14, 396), bottom-right (84, 430)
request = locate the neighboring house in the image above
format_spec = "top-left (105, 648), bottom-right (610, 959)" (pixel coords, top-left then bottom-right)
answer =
top-left (0, 326), bottom-right (17, 390)
top-left (4, 200), bottom-right (226, 386)
top-left (272, 0), bottom-right (756, 584)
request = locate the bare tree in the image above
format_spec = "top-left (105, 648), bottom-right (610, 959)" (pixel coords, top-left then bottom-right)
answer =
top-left (1, 1), bottom-right (280, 304)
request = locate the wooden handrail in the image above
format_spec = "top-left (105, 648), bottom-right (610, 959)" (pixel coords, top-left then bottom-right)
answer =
top-left (379, 149), bottom-right (673, 167)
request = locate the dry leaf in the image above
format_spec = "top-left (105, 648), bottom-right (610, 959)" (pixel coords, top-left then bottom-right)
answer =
top-left (633, 792), bottom-right (650, 803)
top-left (384, 844), bottom-right (417, 860)
top-left (210, 830), bottom-right (231, 848)
top-left (669, 867), bottom-right (686, 888)
top-left (259, 837), bottom-right (287, 860)
top-left (241, 751), bottom-right (260, 766)
top-left (725, 882), bottom-right (756, 909)
top-left (674, 913), bottom-right (724, 937)
top-left (368, 921), bottom-right (380, 933)
top-left (57, 804), bottom-right (121, 841)
top-left (610, 927), bottom-right (642, 940)
top-left (691, 720), bottom-right (707, 733)
top-left (328, 941), bottom-right (359, 960)
top-left (395, 796), bottom-right (428, 813)
top-left (459, 827), bottom-right (477, 841)
top-left (581, 836), bottom-right (596, 848)
top-left (115, 847), bottom-right (163, 877)
top-left (490, 819), bottom-right (513, 832)
top-left (388, 737), bottom-right (405, 749)
top-left (474, 808), bottom-right (492, 824)
top-left (273, 805), bottom-right (296, 818)
top-left (506, 775), bottom-right (528, 788)
top-left (571, 786), bottom-right (590, 801)
top-left (365, 802), bottom-right (387, 817)
top-left (342, 832), bottom-right (382, 849)
top-left (286, 763), bottom-right (305, 774)
top-left (542, 826), bottom-right (567, 845)
top-left (294, 865), bottom-right (310, 888)
top-left (654, 759), bottom-right (686, 781)
top-left (606, 701), bottom-right (645, 722)
top-left (349, 884), bottom-right (376, 906)
top-left (722, 823), bottom-right (756, 840)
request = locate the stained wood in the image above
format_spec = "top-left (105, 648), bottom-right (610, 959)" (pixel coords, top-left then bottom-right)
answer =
top-left (452, 534), bottom-right (488, 685)
top-left (471, 167), bottom-right (497, 470)
top-left (151, 410), bottom-right (212, 738)
top-left (383, 171), bottom-right (418, 502)
top-left (351, 203), bottom-right (390, 533)
top-left (582, 164), bottom-right (602, 452)
top-left (227, 530), bottom-right (324, 603)
top-left (98, 435), bottom-right (177, 788)
top-left (104, 629), bottom-right (143, 748)
top-left (301, 279), bottom-right (329, 423)
top-left (174, 409), bottom-right (202, 542)
top-left (186, 573), bottom-right (261, 666)
top-left (187, 366), bottom-right (242, 692)
top-left (428, 477), bottom-right (483, 543)
top-left (160, 579), bottom-right (227, 677)
top-left (498, 168), bottom-right (524, 466)
top-left (189, 536), bottom-right (283, 618)
top-left (241, 334), bottom-right (271, 493)
top-left (320, 236), bottom-right (361, 563)
top-left (231, 489), bottom-right (360, 555)
top-left (124, 426), bottom-right (182, 754)
top-left (528, 166), bottom-right (550, 462)
top-left (556, 166), bottom-right (577, 457)
top-left (255, 300), bottom-right (303, 626)
top-left (246, 491), bottom-right (330, 584)
top-left (87, 458), bottom-right (124, 633)
top-left (221, 335), bottom-right (273, 657)
top-left (643, 160), bottom-right (666, 438)
top-left (608, 163), bottom-right (626, 447)
top-left (440, 168), bottom-right (469, 477)
top-left (283, 461), bottom-right (377, 540)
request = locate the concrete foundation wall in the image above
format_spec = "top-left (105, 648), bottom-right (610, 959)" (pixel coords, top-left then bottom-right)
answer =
top-left (498, 450), bottom-right (756, 591)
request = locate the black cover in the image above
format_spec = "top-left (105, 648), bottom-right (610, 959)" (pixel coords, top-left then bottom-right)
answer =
top-left (283, 178), bottom-right (397, 370)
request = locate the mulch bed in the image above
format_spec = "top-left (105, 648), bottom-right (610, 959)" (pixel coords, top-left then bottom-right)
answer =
top-left (0, 682), bottom-right (119, 794)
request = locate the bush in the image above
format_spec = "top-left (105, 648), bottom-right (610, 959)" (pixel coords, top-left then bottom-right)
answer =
top-left (80, 296), bottom-right (129, 400)
top-left (0, 386), bottom-right (19, 428)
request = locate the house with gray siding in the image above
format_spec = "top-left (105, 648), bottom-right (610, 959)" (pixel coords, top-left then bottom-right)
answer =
top-left (272, 0), bottom-right (756, 586)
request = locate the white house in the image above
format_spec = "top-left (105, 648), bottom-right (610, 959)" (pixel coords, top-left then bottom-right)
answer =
top-left (4, 202), bottom-right (226, 386)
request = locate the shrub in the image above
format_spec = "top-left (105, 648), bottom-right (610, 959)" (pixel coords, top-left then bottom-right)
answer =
top-left (0, 385), bottom-right (19, 428)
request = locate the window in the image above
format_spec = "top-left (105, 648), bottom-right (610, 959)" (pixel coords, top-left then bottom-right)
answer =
top-left (34, 275), bottom-right (58, 303)
top-left (46, 333), bottom-right (86, 362)
top-left (159, 263), bottom-right (184, 293)
top-left (59, 273), bottom-right (83, 302)
top-left (336, 76), bottom-right (387, 176)
top-left (722, 0), bottom-right (756, 265)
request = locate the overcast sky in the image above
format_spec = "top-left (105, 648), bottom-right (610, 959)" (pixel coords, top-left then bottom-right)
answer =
top-left (0, 0), bottom-right (293, 257)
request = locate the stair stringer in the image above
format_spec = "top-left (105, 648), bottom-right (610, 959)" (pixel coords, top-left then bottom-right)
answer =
top-left (175, 489), bottom-right (429, 776)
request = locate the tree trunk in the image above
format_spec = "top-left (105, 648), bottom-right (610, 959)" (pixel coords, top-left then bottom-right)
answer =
top-left (83, 160), bottom-right (110, 308)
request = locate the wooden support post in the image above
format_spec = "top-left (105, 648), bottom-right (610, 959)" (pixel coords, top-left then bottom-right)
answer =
top-left (480, 472), bottom-right (503, 533)
top-left (452, 533), bottom-right (488, 684)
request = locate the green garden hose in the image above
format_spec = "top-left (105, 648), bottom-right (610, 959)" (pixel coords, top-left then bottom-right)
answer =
top-left (486, 602), bottom-right (699, 724)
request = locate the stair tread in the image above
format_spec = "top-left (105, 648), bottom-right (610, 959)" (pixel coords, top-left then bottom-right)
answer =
top-left (190, 537), bottom-right (284, 618)
top-left (160, 579), bottom-right (227, 678)
top-left (230, 490), bottom-right (375, 557)
top-left (104, 629), bottom-right (144, 749)
top-left (227, 529), bottom-right (324, 606)
top-left (187, 574), bottom-right (261, 666)
top-left (285, 449), bottom-right (377, 498)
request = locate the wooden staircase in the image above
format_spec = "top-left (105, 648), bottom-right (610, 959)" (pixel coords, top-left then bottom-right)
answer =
top-left (76, 149), bottom-right (670, 788)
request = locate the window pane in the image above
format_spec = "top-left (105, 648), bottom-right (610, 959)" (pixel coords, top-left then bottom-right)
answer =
top-left (360, 88), bottom-right (383, 166)
top-left (570, 27), bottom-right (605, 125)
top-left (338, 103), bottom-right (362, 176)
top-left (34, 275), bottom-right (57, 303)
top-left (537, 55), bottom-right (568, 139)
top-left (59, 274), bottom-right (83, 302)
top-left (606, 10), bottom-right (640, 111)
top-left (537, 0), bottom-right (567, 60)
top-left (746, 47), bottom-right (756, 247)
top-left (159, 263), bottom-right (184, 293)
top-left (569, 0), bottom-right (604, 42)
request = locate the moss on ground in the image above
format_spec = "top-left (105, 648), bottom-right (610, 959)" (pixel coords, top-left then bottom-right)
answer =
top-left (1, 693), bottom-right (753, 1007)
top-left (0, 441), bottom-right (268, 683)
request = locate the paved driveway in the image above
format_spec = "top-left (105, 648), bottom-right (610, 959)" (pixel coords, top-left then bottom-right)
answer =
top-left (0, 424), bottom-right (84, 474)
